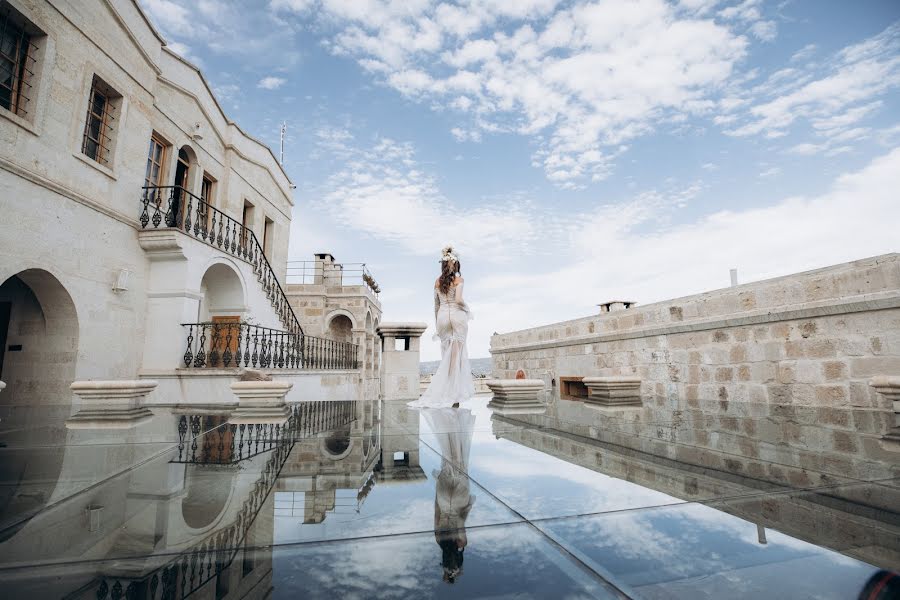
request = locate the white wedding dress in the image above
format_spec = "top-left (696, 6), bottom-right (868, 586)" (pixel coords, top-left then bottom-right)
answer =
top-left (408, 283), bottom-right (474, 408)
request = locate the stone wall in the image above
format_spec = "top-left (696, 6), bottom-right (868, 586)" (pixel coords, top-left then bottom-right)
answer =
top-left (490, 254), bottom-right (900, 479)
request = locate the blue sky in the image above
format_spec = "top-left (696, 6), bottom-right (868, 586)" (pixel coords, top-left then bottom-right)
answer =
top-left (141, 0), bottom-right (900, 360)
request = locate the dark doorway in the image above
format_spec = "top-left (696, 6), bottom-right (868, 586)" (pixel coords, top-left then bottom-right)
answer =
top-left (168, 148), bottom-right (191, 227)
top-left (0, 301), bottom-right (10, 377)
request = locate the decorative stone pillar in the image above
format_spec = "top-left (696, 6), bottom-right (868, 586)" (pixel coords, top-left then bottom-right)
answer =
top-left (378, 322), bottom-right (428, 401)
top-left (870, 376), bottom-right (900, 446)
top-left (486, 379), bottom-right (546, 414)
top-left (66, 380), bottom-right (158, 429)
top-left (138, 230), bottom-right (199, 372)
top-left (582, 376), bottom-right (643, 408)
top-left (230, 379), bottom-right (293, 424)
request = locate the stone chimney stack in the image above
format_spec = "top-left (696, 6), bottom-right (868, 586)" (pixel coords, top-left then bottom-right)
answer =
top-left (313, 253), bottom-right (342, 286)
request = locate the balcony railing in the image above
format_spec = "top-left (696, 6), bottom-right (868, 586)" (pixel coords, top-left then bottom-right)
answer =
top-left (172, 402), bottom-right (357, 465)
top-left (139, 185), bottom-right (303, 335)
top-left (181, 321), bottom-right (359, 370)
top-left (286, 260), bottom-right (380, 295)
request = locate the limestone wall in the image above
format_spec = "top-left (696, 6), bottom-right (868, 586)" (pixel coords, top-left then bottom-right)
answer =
top-left (490, 254), bottom-right (900, 481)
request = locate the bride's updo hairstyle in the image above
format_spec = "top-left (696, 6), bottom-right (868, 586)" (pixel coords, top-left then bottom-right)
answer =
top-left (438, 245), bottom-right (461, 294)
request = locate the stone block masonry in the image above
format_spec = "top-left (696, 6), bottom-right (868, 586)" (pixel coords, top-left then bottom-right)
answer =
top-left (490, 254), bottom-right (900, 480)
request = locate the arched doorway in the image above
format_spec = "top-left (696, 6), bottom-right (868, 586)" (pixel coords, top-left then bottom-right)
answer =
top-left (198, 263), bottom-right (245, 367)
top-left (326, 313), bottom-right (354, 344)
top-left (169, 145), bottom-right (197, 227)
top-left (364, 311), bottom-right (373, 376)
top-left (199, 263), bottom-right (245, 321)
top-left (0, 270), bottom-right (77, 536)
top-left (0, 269), bottom-right (79, 408)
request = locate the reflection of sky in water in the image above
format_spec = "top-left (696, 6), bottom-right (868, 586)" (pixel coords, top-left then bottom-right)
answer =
top-left (541, 503), bottom-right (879, 599)
top-left (271, 523), bottom-right (615, 600)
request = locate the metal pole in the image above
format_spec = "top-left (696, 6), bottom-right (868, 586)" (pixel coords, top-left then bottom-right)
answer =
top-left (280, 121), bottom-right (286, 165)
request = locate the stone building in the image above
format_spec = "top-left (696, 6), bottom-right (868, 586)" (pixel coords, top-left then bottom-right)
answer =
top-left (286, 253), bottom-right (383, 392)
top-left (0, 0), bottom-right (362, 411)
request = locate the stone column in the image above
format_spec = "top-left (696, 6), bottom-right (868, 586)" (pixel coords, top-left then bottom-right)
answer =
top-left (138, 230), bottom-right (200, 372)
top-left (377, 322), bottom-right (428, 401)
top-left (66, 380), bottom-right (158, 429)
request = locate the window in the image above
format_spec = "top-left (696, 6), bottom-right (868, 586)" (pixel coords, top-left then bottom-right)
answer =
top-left (144, 134), bottom-right (168, 188)
top-left (0, 2), bottom-right (39, 119)
top-left (263, 217), bottom-right (274, 260)
top-left (200, 174), bottom-right (215, 230)
top-left (241, 200), bottom-right (254, 248)
top-left (81, 75), bottom-right (120, 166)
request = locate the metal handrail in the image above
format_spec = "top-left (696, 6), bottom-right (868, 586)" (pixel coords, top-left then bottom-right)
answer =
top-left (139, 185), bottom-right (304, 335)
top-left (285, 260), bottom-right (380, 295)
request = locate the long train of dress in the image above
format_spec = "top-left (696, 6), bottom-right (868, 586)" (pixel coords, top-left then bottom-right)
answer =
top-left (408, 285), bottom-right (474, 408)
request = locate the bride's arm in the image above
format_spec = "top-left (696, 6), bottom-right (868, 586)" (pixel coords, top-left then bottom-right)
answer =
top-left (456, 278), bottom-right (468, 310)
top-left (433, 287), bottom-right (440, 322)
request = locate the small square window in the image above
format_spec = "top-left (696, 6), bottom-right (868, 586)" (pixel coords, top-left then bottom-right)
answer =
top-left (81, 75), bottom-right (121, 166)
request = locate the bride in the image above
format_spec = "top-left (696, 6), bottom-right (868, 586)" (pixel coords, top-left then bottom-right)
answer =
top-left (408, 246), bottom-right (474, 408)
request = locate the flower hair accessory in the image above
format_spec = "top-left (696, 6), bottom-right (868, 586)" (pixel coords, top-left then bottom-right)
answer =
top-left (440, 245), bottom-right (459, 263)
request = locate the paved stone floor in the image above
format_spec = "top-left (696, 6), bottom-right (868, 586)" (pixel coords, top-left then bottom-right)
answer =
top-left (0, 395), bottom-right (897, 599)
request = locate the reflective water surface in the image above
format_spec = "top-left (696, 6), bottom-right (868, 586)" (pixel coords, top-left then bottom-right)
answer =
top-left (0, 393), bottom-right (897, 599)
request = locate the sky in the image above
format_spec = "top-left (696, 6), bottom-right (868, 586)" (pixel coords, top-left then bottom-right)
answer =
top-left (139, 0), bottom-right (900, 361)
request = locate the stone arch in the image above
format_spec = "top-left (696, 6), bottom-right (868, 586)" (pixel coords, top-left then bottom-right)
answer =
top-left (175, 144), bottom-right (200, 193)
top-left (0, 269), bottom-right (78, 540)
top-left (198, 261), bottom-right (246, 321)
top-left (364, 311), bottom-right (374, 375)
top-left (0, 269), bottom-right (79, 405)
top-left (322, 424), bottom-right (354, 460)
top-left (180, 464), bottom-right (237, 530)
top-left (326, 311), bottom-right (354, 344)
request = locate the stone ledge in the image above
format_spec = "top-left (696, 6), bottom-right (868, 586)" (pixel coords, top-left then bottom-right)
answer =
top-left (229, 380), bottom-right (293, 425)
top-left (582, 376), bottom-right (642, 408)
top-left (377, 322), bottom-right (428, 337)
top-left (485, 379), bottom-right (547, 415)
top-left (67, 380), bottom-right (158, 429)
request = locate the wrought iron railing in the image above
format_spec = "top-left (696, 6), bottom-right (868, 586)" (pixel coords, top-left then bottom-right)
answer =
top-left (88, 401), bottom-right (357, 600)
top-left (139, 185), bottom-right (303, 335)
top-left (172, 402), bottom-right (357, 465)
top-left (286, 260), bottom-right (380, 295)
top-left (181, 321), bottom-right (358, 370)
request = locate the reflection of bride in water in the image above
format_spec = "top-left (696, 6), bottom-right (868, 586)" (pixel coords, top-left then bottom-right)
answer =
top-left (423, 407), bottom-right (476, 584)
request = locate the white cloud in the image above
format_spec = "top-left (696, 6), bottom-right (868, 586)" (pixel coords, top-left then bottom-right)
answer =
top-left (276, 0), bottom-right (748, 187)
top-left (724, 24), bottom-right (900, 140)
top-left (758, 166), bottom-right (780, 177)
top-left (258, 76), bottom-right (288, 90)
top-left (312, 132), bottom-right (539, 262)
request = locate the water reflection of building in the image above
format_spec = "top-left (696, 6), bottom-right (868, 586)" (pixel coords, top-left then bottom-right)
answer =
top-left (0, 400), bottom-right (364, 599)
top-left (490, 399), bottom-right (900, 570)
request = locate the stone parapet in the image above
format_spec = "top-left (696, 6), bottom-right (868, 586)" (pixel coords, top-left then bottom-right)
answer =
top-left (582, 376), bottom-right (642, 407)
top-left (229, 380), bottom-right (293, 424)
top-left (67, 380), bottom-right (158, 429)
